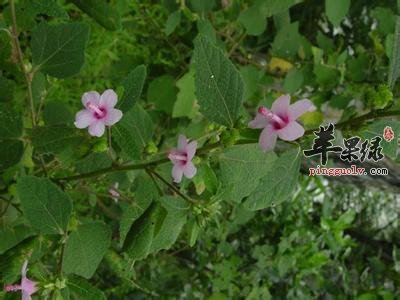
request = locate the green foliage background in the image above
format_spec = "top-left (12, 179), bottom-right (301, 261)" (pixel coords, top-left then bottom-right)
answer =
top-left (1, 0), bottom-right (400, 299)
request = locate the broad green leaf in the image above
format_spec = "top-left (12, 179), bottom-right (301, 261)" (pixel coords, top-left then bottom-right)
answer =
top-left (371, 7), bottom-right (396, 35)
top-left (165, 11), bottom-right (181, 36)
top-left (16, 176), bottom-right (72, 234)
top-left (150, 196), bottom-right (189, 253)
top-left (75, 152), bottom-right (112, 174)
top-left (32, 22), bottom-right (90, 78)
top-left (118, 65), bottom-right (147, 113)
top-left (283, 68), bottom-right (304, 93)
top-left (261, 0), bottom-right (300, 17)
top-left (119, 175), bottom-right (159, 246)
top-left (147, 75), bottom-right (178, 114)
top-left (0, 104), bottom-right (22, 138)
top-left (187, 0), bottom-right (215, 13)
top-left (0, 224), bottom-right (34, 254)
top-left (123, 197), bottom-right (189, 260)
top-left (67, 276), bottom-right (106, 300)
top-left (173, 70), bottom-right (197, 119)
top-left (43, 102), bottom-right (74, 125)
top-left (193, 35), bottom-right (244, 127)
top-left (219, 144), bottom-right (277, 203)
top-left (240, 65), bottom-right (263, 101)
top-left (29, 126), bottom-right (85, 155)
top-left (363, 120), bottom-right (400, 160)
top-left (244, 147), bottom-right (301, 210)
top-left (239, 4), bottom-right (267, 36)
top-left (388, 16), bottom-right (400, 90)
top-left (71, 0), bottom-right (121, 31)
top-left (0, 139), bottom-right (23, 171)
top-left (63, 222), bottom-right (111, 279)
top-left (271, 22), bottom-right (305, 58)
top-left (325, 0), bottom-right (351, 27)
top-left (197, 19), bottom-right (217, 44)
top-left (0, 75), bottom-right (15, 102)
top-left (113, 104), bottom-right (154, 160)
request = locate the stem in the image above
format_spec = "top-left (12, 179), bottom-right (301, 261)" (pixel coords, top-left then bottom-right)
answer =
top-left (53, 108), bottom-right (400, 183)
top-left (10, 0), bottom-right (36, 127)
top-left (146, 168), bottom-right (195, 204)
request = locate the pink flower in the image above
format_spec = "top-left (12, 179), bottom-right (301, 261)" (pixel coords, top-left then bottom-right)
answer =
top-left (249, 94), bottom-right (316, 151)
top-left (4, 260), bottom-right (38, 300)
top-left (74, 89), bottom-right (123, 137)
top-left (168, 135), bottom-right (197, 183)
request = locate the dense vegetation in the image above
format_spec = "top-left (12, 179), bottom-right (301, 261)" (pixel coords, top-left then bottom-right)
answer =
top-left (1, 0), bottom-right (400, 299)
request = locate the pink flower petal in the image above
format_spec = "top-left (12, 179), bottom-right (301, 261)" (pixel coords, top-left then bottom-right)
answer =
top-left (104, 108), bottom-right (123, 125)
top-left (277, 121), bottom-right (304, 141)
top-left (183, 162), bottom-right (197, 178)
top-left (21, 278), bottom-right (38, 295)
top-left (74, 109), bottom-right (95, 129)
top-left (172, 164), bottom-right (184, 183)
top-left (22, 291), bottom-right (32, 300)
top-left (259, 125), bottom-right (278, 152)
top-left (271, 94), bottom-right (290, 115)
top-left (100, 89), bottom-right (118, 109)
top-left (82, 91), bottom-right (100, 108)
top-left (88, 121), bottom-right (105, 137)
top-left (177, 134), bottom-right (188, 150)
top-left (288, 99), bottom-right (316, 120)
top-left (185, 140), bottom-right (197, 160)
top-left (248, 113), bottom-right (269, 129)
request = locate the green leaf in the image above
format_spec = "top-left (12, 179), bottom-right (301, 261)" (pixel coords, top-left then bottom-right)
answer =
top-left (388, 16), bottom-right (400, 90)
top-left (0, 139), bottom-right (23, 171)
top-left (16, 176), bottom-right (72, 235)
top-left (218, 144), bottom-right (277, 203)
top-left (193, 35), bottom-right (244, 127)
top-left (0, 104), bottom-right (23, 138)
top-left (43, 102), bottom-right (74, 125)
top-left (63, 222), bottom-right (111, 279)
top-left (283, 68), bottom-right (304, 93)
top-left (119, 175), bottom-right (159, 246)
top-left (271, 22), bottom-right (304, 58)
top-left (325, 0), bottom-right (351, 27)
top-left (113, 104), bottom-right (154, 160)
top-left (71, 0), bottom-right (121, 31)
top-left (32, 22), bottom-right (90, 78)
top-left (75, 152), bottom-right (112, 174)
top-left (173, 70), bottom-right (197, 118)
top-left (150, 196), bottom-right (189, 253)
top-left (29, 126), bottom-right (85, 155)
top-left (0, 224), bottom-right (35, 254)
top-left (0, 75), bottom-right (15, 102)
top-left (118, 65), bottom-right (147, 113)
top-left (165, 11), bottom-right (181, 36)
top-left (187, 0), bottom-right (215, 13)
top-left (244, 147), bottom-right (301, 210)
top-left (239, 4), bottom-right (267, 36)
top-left (67, 276), bottom-right (106, 300)
top-left (147, 75), bottom-right (178, 114)
top-left (123, 197), bottom-right (189, 260)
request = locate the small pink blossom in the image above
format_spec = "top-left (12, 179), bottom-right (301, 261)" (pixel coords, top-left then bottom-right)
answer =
top-left (249, 94), bottom-right (316, 151)
top-left (74, 89), bottom-right (123, 137)
top-left (4, 260), bottom-right (38, 300)
top-left (168, 135), bottom-right (197, 183)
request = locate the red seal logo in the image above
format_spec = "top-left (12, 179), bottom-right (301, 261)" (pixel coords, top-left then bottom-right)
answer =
top-left (383, 126), bottom-right (395, 142)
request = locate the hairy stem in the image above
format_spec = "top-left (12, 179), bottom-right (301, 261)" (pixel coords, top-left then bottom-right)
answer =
top-left (10, 0), bottom-right (36, 127)
top-left (54, 108), bottom-right (400, 182)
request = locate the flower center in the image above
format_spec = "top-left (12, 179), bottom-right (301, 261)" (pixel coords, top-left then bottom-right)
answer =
top-left (168, 152), bottom-right (187, 163)
top-left (258, 106), bottom-right (287, 129)
top-left (87, 102), bottom-right (106, 119)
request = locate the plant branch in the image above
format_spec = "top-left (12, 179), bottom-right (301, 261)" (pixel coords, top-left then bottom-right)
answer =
top-left (53, 108), bottom-right (400, 183)
top-left (146, 168), bottom-right (195, 204)
top-left (10, 0), bottom-right (36, 127)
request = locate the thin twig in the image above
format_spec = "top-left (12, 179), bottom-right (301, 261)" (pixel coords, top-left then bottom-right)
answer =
top-left (10, 0), bottom-right (36, 126)
top-left (146, 168), bottom-right (195, 204)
